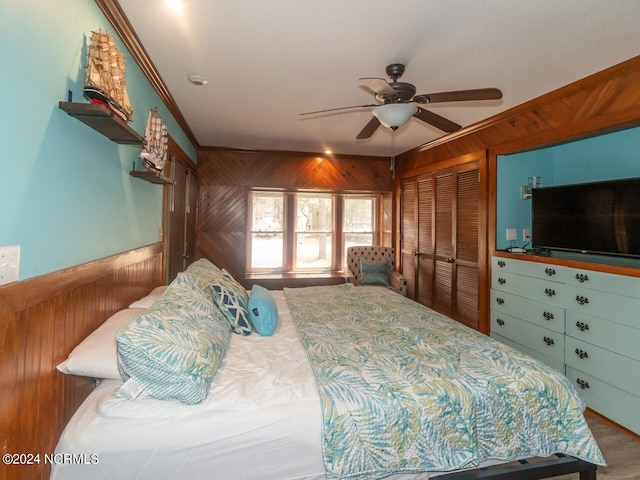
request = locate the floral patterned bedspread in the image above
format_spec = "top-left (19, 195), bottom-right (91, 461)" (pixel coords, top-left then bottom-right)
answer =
top-left (283, 284), bottom-right (605, 480)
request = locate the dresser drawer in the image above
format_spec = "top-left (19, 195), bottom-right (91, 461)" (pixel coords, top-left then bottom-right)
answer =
top-left (561, 285), bottom-right (640, 330)
top-left (491, 310), bottom-right (564, 364)
top-left (492, 271), bottom-right (564, 306)
top-left (491, 289), bottom-right (565, 333)
top-left (565, 337), bottom-right (640, 398)
top-left (564, 267), bottom-right (640, 298)
top-left (566, 366), bottom-right (640, 436)
top-left (492, 256), bottom-right (567, 281)
top-left (566, 310), bottom-right (640, 362)
top-left (491, 332), bottom-right (564, 373)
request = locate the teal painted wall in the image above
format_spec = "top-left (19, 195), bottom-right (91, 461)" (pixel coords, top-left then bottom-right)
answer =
top-left (0, 0), bottom-right (197, 280)
top-left (496, 126), bottom-right (640, 250)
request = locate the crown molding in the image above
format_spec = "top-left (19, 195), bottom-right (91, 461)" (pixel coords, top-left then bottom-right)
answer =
top-left (94, 0), bottom-right (199, 148)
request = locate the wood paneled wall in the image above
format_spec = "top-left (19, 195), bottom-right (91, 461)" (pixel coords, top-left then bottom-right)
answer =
top-left (0, 244), bottom-right (164, 480)
top-left (196, 148), bottom-right (394, 287)
top-left (397, 55), bottom-right (640, 173)
top-left (394, 55), bottom-right (640, 335)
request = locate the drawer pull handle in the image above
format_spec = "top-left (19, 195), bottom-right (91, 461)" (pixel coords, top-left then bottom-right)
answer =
top-left (496, 297), bottom-right (505, 305)
top-left (498, 277), bottom-right (506, 285)
top-left (545, 268), bottom-right (556, 276)
top-left (575, 273), bottom-right (590, 283)
top-left (544, 288), bottom-right (556, 297)
top-left (575, 348), bottom-right (589, 359)
top-left (576, 378), bottom-right (590, 390)
top-left (543, 311), bottom-right (554, 321)
top-left (575, 321), bottom-right (590, 332)
top-left (498, 260), bottom-right (506, 268)
top-left (543, 336), bottom-right (555, 346)
top-left (575, 295), bottom-right (589, 305)
top-left (496, 318), bottom-right (505, 327)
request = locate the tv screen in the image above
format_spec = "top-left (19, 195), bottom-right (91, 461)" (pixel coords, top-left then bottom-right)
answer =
top-left (531, 177), bottom-right (640, 257)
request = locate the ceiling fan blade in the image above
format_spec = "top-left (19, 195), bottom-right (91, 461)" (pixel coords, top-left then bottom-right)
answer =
top-left (414, 108), bottom-right (462, 133)
top-left (299, 104), bottom-right (378, 115)
top-left (359, 78), bottom-right (397, 98)
top-left (413, 88), bottom-right (503, 104)
top-left (356, 116), bottom-right (381, 139)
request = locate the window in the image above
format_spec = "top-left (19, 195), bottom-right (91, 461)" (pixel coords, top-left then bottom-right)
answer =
top-left (343, 197), bottom-right (374, 259)
top-left (295, 194), bottom-right (333, 270)
top-left (248, 190), bottom-right (387, 274)
top-left (249, 192), bottom-right (284, 270)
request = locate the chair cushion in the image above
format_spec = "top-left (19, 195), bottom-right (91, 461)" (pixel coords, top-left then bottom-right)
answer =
top-left (360, 258), bottom-right (391, 286)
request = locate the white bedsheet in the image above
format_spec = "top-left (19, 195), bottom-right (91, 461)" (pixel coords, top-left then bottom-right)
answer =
top-left (51, 291), bottom-right (515, 480)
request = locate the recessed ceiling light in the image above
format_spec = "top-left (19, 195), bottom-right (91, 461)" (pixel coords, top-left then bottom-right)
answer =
top-left (324, 149), bottom-right (333, 155)
top-left (187, 74), bottom-right (208, 86)
top-left (164, 0), bottom-right (184, 11)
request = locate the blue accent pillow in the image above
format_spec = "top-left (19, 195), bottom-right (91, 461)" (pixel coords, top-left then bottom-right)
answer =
top-left (248, 285), bottom-right (278, 336)
top-left (360, 258), bottom-right (390, 286)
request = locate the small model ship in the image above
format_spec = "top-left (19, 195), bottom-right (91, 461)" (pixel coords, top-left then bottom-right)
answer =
top-left (140, 107), bottom-right (168, 173)
top-left (83, 29), bottom-right (133, 123)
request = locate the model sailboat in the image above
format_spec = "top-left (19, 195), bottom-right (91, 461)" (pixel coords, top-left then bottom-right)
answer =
top-left (83, 29), bottom-right (133, 123)
top-left (140, 108), bottom-right (168, 173)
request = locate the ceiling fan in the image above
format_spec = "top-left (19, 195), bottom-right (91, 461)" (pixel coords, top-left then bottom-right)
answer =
top-left (300, 63), bottom-right (502, 139)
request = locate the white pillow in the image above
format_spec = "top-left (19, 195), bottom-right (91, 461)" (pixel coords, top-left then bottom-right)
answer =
top-left (57, 308), bottom-right (144, 379)
top-left (128, 285), bottom-right (168, 308)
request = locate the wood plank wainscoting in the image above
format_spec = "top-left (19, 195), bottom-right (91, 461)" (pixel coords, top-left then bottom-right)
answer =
top-left (196, 148), bottom-right (394, 289)
top-left (0, 243), bottom-right (165, 480)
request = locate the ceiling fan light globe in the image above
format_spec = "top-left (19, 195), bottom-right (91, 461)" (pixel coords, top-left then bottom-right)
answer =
top-left (373, 104), bottom-right (418, 129)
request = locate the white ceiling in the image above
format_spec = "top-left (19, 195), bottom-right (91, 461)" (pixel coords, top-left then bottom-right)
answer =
top-left (117, 0), bottom-right (640, 157)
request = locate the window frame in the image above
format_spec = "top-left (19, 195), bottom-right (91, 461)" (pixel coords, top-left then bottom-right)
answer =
top-left (247, 189), bottom-right (388, 275)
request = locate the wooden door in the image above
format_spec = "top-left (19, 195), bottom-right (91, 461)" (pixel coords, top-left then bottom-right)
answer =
top-left (166, 151), bottom-right (198, 283)
top-left (400, 180), bottom-right (417, 299)
top-left (454, 165), bottom-right (480, 329)
top-left (400, 162), bottom-right (480, 329)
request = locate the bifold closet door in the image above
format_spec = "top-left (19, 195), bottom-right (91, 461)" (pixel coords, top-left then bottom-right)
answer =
top-left (400, 162), bottom-right (479, 329)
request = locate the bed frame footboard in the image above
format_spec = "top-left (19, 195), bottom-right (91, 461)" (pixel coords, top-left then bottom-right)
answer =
top-left (437, 454), bottom-right (596, 480)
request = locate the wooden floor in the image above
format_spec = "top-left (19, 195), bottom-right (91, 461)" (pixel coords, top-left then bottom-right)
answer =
top-left (558, 411), bottom-right (640, 480)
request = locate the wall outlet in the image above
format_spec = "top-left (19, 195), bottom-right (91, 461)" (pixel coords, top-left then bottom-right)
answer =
top-left (506, 228), bottom-right (517, 241)
top-left (0, 245), bottom-right (20, 286)
top-left (523, 228), bottom-right (531, 241)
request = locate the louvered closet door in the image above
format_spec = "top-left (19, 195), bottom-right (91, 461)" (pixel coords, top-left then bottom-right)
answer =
top-left (453, 164), bottom-right (479, 329)
top-left (416, 175), bottom-right (434, 307)
top-left (400, 161), bottom-right (480, 329)
top-left (400, 180), bottom-right (417, 299)
top-left (433, 171), bottom-right (454, 316)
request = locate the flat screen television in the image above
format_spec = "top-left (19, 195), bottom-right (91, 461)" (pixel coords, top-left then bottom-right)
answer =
top-left (531, 177), bottom-right (640, 258)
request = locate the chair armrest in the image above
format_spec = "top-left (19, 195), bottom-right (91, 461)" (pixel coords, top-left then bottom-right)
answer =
top-left (390, 271), bottom-right (408, 296)
top-left (345, 274), bottom-right (356, 284)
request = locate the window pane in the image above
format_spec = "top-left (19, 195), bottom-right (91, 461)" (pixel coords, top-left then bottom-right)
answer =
top-left (251, 233), bottom-right (283, 269)
top-left (251, 193), bottom-right (284, 270)
top-left (344, 198), bottom-right (373, 232)
top-left (345, 233), bottom-right (373, 250)
top-left (296, 233), bottom-right (332, 270)
top-left (296, 196), bottom-right (332, 232)
top-left (252, 193), bottom-right (283, 233)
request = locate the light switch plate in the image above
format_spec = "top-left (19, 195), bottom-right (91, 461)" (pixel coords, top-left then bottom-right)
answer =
top-left (506, 228), bottom-right (517, 241)
top-left (0, 245), bottom-right (20, 285)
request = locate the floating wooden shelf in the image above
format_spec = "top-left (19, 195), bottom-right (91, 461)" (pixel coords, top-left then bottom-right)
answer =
top-left (130, 170), bottom-right (172, 185)
top-left (59, 101), bottom-right (143, 145)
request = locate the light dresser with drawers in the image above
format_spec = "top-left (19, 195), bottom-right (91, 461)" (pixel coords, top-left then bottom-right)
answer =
top-left (491, 255), bottom-right (640, 435)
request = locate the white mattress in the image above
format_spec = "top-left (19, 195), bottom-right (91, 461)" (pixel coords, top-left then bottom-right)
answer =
top-left (51, 291), bottom-right (511, 480)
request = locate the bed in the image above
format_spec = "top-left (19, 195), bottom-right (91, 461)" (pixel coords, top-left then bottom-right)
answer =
top-left (51, 259), bottom-right (604, 480)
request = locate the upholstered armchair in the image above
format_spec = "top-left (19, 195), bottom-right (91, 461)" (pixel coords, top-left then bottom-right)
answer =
top-left (344, 246), bottom-right (407, 296)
